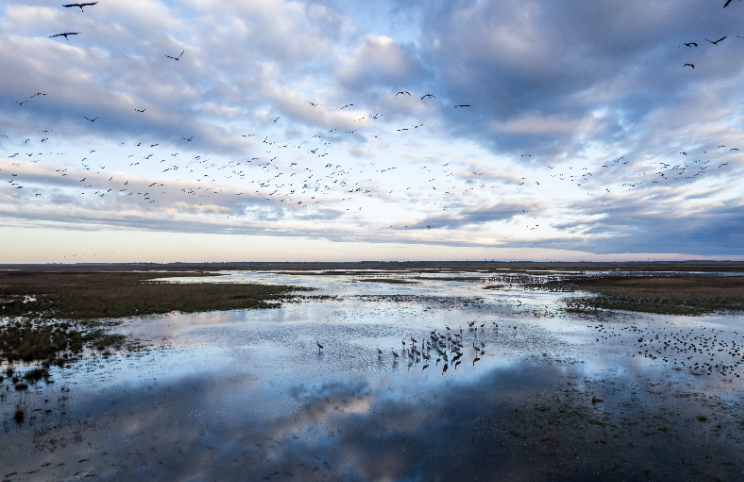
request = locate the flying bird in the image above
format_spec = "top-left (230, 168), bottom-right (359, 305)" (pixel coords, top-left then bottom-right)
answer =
top-left (84, 116), bottom-right (98, 122)
top-left (166, 50), bottom-right (184, 60)
top-left (421, 94), bottom-right (436, 100)
top-left (395, 91), bottom-right (411, 97)
top-left (680, 42), bottom-right (698, 48)
top-left (135, 108), bottom-right (146, 112)
top-left (62, 2), bottom-right (98, 11)
top-left (706, 36), bottom-right (727, 45)
top-left (49, 32), bottom-right (79, 40)
top-left (724, 0), bottom-right (738, 7)
top-left (454, 104), bottom-right (470, 108)
top-left (684, 63), bottom-right (694, 69)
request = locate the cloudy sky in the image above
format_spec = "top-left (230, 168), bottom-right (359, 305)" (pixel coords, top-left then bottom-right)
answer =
top-left (1, 0), bottom-right (743, 263)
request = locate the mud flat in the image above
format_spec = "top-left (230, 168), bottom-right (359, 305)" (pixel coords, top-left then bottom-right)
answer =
top-left (2, 269), bottom-right (744, 481)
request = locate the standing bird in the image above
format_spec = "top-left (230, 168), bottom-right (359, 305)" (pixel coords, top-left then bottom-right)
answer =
top-left (316, 340), bottom-right (323, 353)
top-left (391, 348), bottom-right (399, 360)
top-left (473, 356), bottom-right (481, 366)
top-left (377, 345), bottom-right (383, 356)
top-left (49, 32), bottom-right (79, 40)
top-left (63, 2), bottom-right (98, 11)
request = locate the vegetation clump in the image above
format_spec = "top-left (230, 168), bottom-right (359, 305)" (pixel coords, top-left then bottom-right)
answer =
top-left (561, 276), bottom-right (744, 315)
top-left (0, 271), bottom-right (308, 320)
top-left (0, 270), bottom-right (310, 364)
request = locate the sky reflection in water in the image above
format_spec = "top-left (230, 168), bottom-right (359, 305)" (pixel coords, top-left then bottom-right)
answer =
top-left (3, 272), bottom-right (744, 481)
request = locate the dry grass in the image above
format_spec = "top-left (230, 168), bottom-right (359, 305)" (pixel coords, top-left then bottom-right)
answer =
top-left (0, 271), bottom-right (307, 320)
top-left (0, 270), bottom-right (310, 364)
top-left (565, 276), bottom-right (744, 315)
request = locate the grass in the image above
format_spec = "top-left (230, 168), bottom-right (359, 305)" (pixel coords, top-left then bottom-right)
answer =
top-left (563, 276), bottom-right (744, 315)
top-left (0, 271), bottom-right (308, 320)
top-left (0, 270), bottom-right (311, 364)
top-left (356, 278), bottom-right (418, 284)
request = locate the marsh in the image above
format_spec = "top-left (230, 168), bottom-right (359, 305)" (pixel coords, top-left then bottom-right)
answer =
top-left (2, 267), bottom-right (744, 481)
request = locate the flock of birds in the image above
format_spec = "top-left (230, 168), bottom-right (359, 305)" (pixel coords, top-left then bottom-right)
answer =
top-left (593, 322), bottom-right (744, 379)
top-left (0, 1), bottom-right (741, 239)
top-left (316, 320), bottom-right (507, 375)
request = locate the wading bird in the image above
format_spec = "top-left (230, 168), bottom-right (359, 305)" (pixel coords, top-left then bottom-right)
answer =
top-left (316, 340), bottom-right (323, 353)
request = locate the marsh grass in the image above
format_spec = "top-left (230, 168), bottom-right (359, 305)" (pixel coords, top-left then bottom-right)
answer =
top-left (356, 278), bottom-right (418, 284)
top-left (563, 276), bottom-right (744, 315)
top-left (0, 271), bottom-right (308, 319)
top-left (0, 270), bottom-right (310, 364)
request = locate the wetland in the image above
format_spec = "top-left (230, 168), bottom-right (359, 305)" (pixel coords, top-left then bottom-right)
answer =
top-left (2, 262), bottom-right (744, 481)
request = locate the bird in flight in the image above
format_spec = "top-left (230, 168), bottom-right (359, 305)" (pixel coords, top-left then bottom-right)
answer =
top-left (454, 104), bottom-right (471, 108)
top-left (63, 2), bottom-right (98, 11)
top-left (135, 108), bottom-right (146, 112)
top-left (84, 116), bottom-right (98, 122)
top-left (30, 93), bottom-right (47, 98)
top-left (724, 0), bottom-right (739, 7)
top-left (684, 63), bottom-right (695, 69)
top-left (166, 50), bottom-right (184, 60)
top-left (680, 42), bottom-right (698, 48)
top-left (421, 94), bottom-right (436, 100)
top-left (706, 36), bottom-right (727, 45)
top-left (49, 32), bottom-right (79, 40)
top-left (395, 91), bottom-right (411, 97)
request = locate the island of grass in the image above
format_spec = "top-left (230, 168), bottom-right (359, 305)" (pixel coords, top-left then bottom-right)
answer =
top-left (563, 276), bottom-right (744, 315)
top-left (0, 270), bottom-right (311, 365)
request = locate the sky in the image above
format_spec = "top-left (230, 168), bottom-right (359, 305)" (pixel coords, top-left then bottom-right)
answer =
top-left (1, 0), bottom-right (743, 263)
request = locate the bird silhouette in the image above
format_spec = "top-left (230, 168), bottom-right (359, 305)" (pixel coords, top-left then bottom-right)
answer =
top-left (166, 50), bottom-right (184, 60)
top-left (84, 116), bottom-right (98, 122)
top-left (49, 32), bottom-right (79, 40)
top-left (395, 91), bottom-right (411, 97)
top-left (134, 108), bottom-right (146, 112)
top-left (421, 94), bottom-right (436, 100)
top-left (706, 36), bottom-right (727, 45)
top-left (684, 64), bottom-right (695, 69)
top-left (63, 2), bottom-right (98, 11)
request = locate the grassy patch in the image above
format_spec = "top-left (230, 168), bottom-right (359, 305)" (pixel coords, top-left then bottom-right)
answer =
top-left (356, 278), bottom-right (418, 284)
top-left (0, 271), bottom-right (309, 320)
top-left (563, 276), bottom-right (744, 315)
top-left (0, 270), bottom-right (311, 364)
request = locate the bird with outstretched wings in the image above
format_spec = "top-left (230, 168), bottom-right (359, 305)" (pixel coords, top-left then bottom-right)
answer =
top-left (166, 50), bottom-right (184, 60)
top-left (49, 32), bottom-right (79, 40)
top-left (63, 2), bottom-right (98, 11)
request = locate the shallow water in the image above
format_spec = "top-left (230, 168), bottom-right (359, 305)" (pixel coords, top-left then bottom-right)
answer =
top-left (2, 272), bottom-right (744, 481)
